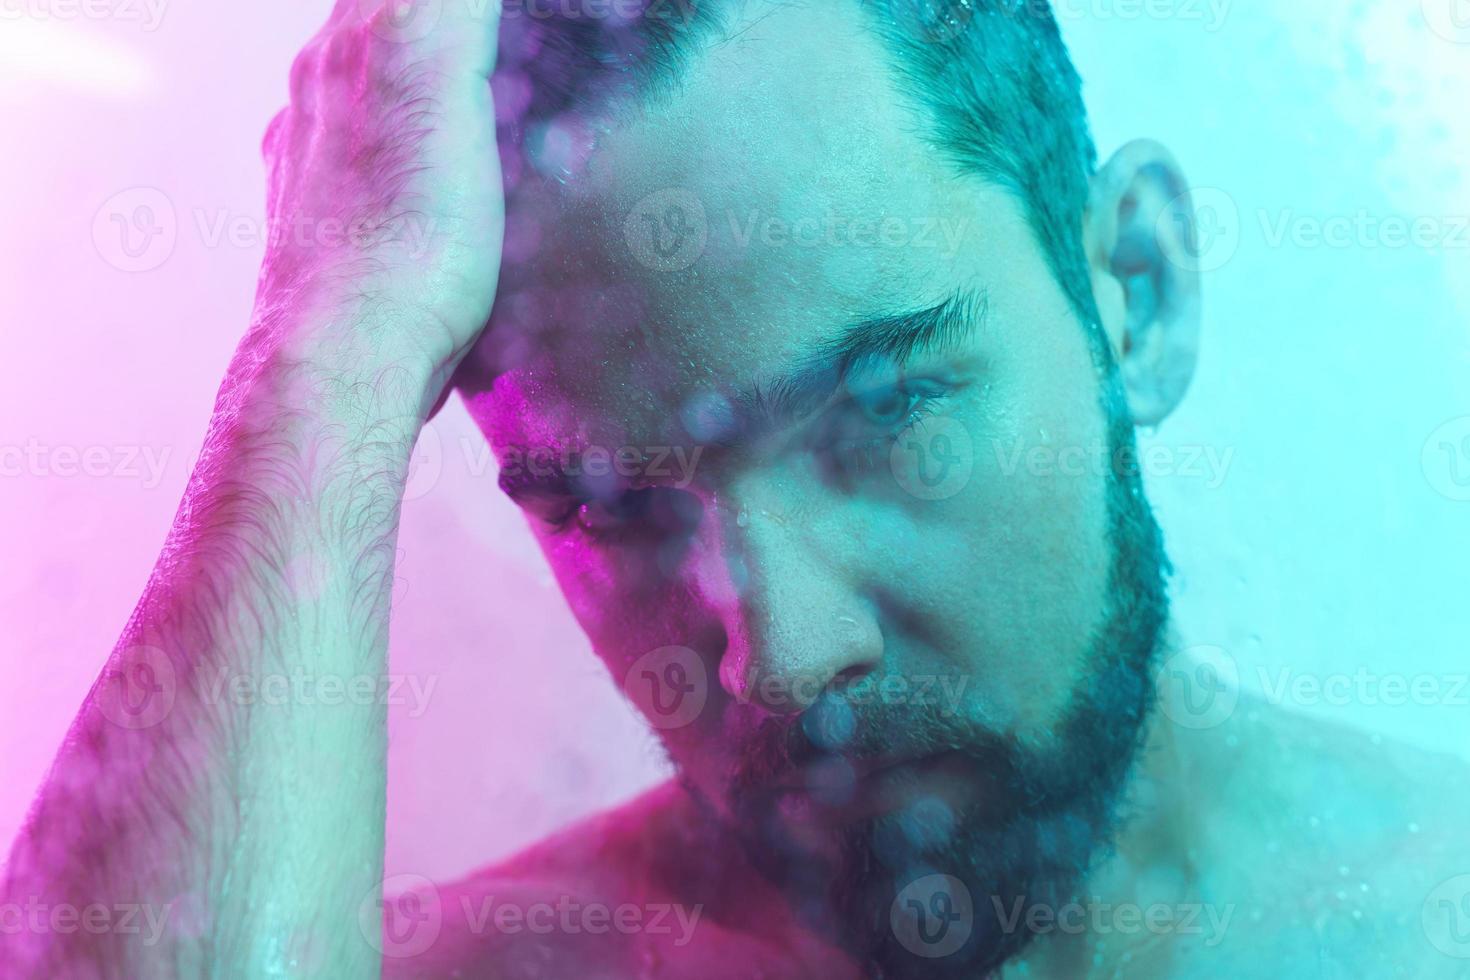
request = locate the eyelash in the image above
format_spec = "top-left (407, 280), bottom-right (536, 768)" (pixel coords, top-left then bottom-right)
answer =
top-left (544, 383), bottom-right (949, 538)
top-left (825, 384), bottom-right (946, 474)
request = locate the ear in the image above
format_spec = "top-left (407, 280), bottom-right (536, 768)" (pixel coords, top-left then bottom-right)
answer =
top-left (1083, 139), bottom-right (1202, 426)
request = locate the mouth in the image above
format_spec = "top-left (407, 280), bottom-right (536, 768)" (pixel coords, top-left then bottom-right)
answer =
top-left (766, 750), bottom-right (975, 821)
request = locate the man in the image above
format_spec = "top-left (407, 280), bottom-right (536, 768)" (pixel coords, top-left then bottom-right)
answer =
top-left (3, 0), bottom-right (1465, 977)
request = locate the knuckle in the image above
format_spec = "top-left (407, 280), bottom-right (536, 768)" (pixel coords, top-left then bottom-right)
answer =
top-left (288, 43), bottom-right (321, 97)
top-left (321, 25), bottom-right (368, 77)
top-left (261, 107), bottom-right (291, 159)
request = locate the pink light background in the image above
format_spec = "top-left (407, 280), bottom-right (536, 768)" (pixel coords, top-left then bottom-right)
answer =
top-left (3, 1), bottom-right (1469, 887)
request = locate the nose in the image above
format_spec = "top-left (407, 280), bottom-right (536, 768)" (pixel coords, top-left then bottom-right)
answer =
top-left (694, 479), bottom-right (884, 716)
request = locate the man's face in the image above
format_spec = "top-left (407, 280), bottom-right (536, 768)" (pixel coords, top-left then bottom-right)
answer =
top-left (469, 3), bottom-right (1168, 972)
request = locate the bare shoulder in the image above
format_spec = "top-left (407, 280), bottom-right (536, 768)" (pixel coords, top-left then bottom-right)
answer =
top-left (1182, 694), bottom-right (1470, 975)
top-left (377, 780), bottom-right (681, 979)
top-left (378, 780), bottom-right (804, 979)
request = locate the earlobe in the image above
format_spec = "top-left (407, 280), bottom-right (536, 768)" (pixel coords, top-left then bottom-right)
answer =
top-left (1084, 139), bottom-right (1202, 427)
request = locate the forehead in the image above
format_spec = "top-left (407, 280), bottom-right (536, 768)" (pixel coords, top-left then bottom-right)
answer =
top-left (482, 2), bottom-right (1032, 449)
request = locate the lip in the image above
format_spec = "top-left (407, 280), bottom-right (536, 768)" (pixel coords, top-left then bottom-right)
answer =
top-left (771, 750), bottom-right (937, 793)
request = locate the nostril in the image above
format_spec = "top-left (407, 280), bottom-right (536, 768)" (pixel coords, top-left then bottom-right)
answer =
top-left (832, 661), bottom-right (876, 688)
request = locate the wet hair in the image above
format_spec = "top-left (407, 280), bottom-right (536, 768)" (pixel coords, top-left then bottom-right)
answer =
top-left (493, 0), bottom-right (1102, 324)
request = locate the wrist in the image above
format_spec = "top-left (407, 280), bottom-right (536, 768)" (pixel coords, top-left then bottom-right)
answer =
top-left (236, 300), bottom-right (442, 439)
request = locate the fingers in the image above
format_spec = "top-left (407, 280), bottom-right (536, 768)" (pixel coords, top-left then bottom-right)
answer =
top-left (261, 106), bottom-right (291, 161)
top-left (332, 0), bottom-right (502, 77)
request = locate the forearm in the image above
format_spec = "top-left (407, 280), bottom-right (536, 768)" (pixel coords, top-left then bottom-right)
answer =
top-left (1, 321), bottom-right (427, 978)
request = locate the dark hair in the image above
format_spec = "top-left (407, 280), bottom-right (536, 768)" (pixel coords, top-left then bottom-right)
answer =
top-left (493, 0), bottom-right (1101, 324)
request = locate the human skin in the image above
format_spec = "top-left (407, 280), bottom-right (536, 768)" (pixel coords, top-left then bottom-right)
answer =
top-left (450, 3), bottom-right (1470, 977)
top-left (0, 1), bottom-right (505, 976)
top-left (4, 1), bottom-right (1469, 978)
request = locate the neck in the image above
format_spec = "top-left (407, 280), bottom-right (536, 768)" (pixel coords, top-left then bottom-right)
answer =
top-left (653, 654), bottom-right (1203, 976)
top-left (1002, 655), bottom-right (1205, 976)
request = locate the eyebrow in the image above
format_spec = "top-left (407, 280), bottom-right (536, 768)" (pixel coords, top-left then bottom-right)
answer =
top-left (497, 287), bottom-right (988, 506)
top-left (733, 287), bottom-right (988, 438)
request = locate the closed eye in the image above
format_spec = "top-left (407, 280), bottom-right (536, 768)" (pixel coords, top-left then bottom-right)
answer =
top-left (817, 379), bottom-right (950, 476)
top-left (545, 486), bottom-right (704, 544)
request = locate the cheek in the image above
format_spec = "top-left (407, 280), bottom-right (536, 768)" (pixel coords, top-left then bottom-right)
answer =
top-left (536, 529), bottom-right (714, 672)
top-left (878, 322), bottom-right (1113, 731)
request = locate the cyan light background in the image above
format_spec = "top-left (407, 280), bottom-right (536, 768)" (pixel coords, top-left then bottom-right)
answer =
top-left (2, 1), bottom-right (1467, 887)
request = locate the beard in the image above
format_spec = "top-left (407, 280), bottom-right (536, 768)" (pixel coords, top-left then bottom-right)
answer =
top-left (680, 409), bottom-right (1173, 979)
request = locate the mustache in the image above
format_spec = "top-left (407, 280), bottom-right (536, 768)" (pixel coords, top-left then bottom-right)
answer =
top-left (725, 695), bottom-right (1022, 805)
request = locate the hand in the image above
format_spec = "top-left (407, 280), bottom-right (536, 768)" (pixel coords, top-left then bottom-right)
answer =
top-left (256, 0), bottom-right (504, 413)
